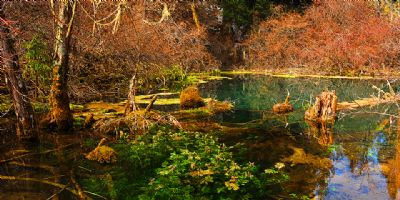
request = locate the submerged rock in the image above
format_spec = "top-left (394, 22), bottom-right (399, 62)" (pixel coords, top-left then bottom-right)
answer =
top-left (180, 86), bottom-right (205, 109)
top-left (282, 146), bottom-right (332, 169)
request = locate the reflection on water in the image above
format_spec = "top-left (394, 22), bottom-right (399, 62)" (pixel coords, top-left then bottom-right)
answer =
top-left (200, 74), bottom-right (400, 199)
top-left (323, 132), bottom-right (390, 200)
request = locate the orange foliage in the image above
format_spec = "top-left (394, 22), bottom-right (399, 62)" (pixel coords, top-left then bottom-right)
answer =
top-left (246, 0), bottom-right (400, 73)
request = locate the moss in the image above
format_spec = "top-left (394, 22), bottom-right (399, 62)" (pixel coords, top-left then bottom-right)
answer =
top-left (180, 86), bottom-right (205, 109)
top-left (172, 108), bottom-right (212, 121)
top-left (135, 94), bottom-right (181, 105)
top-left (70, 103), bottom-right (84, 112)
top-left (220, 70), bottom-right (380, 80)
top-left (0, 94), bottom-right (12, 113)
top-left (32, 102), bottom-right (49, 113)
top-left (73, 116), bottom-right (85, 128)
top-left (86, 145), bottom-right (117, 164)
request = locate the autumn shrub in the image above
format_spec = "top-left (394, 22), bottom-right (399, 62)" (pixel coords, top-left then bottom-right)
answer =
top-left (180, 86), bottom-right (205, 109)
top-left (246, 0), bottom-right (400, 73)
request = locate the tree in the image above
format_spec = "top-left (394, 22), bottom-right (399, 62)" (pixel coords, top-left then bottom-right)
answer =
top-left (48, 0), bottom-right (76, 130)
top-left (0, 3), bottom-right (37, 139)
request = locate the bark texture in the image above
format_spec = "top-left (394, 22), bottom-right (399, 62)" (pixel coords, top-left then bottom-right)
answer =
top-left (305, 90), bottom-right (337, 122)
top-left (0, 4), bottom-right (37, 139)
top-left (48, 0), bottom-right (75, 130)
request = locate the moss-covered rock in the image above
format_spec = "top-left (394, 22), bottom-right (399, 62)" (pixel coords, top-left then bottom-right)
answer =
top-left (86, 138), bottom-right (117, 164)
top-left (180, 86), bottom-right (205, 109)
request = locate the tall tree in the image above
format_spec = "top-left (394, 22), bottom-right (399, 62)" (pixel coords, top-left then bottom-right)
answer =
top-left (48, 0), bottom-right (76, 130)
top-left (0, 3), bottom-right (37, 139)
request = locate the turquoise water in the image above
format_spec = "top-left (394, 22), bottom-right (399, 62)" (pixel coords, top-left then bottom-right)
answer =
top-left (199, 74), bottom-right (400, 199)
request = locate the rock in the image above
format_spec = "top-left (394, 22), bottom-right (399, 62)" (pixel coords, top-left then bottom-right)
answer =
top-left (180, 86), bottom-right (205, 109)
top-left (282, 146), bottom-right (332, 169)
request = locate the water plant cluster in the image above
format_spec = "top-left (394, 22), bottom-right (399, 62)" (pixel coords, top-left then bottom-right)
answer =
top-left (82, 126), bottom-right (288, 199)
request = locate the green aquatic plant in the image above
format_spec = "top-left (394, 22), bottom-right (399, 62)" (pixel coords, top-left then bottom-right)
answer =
top-left (82, 126), bottom-right (288, 199)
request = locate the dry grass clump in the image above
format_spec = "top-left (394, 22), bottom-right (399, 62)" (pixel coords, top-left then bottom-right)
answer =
top-left (207, 99), bottom-right (233, 114)
top-left (180, 86), bottom-right (205, 109)
top-left (272, 103), bottom-right (293, 114)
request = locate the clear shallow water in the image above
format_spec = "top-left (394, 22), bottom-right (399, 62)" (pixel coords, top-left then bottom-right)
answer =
top-left (1, 74), bottom-right (400, 199)
top-left (199, 74), bottom-right (400, 199)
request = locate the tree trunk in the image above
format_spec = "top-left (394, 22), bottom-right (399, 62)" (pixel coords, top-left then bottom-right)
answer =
top-left (124, 75), bottom-right (137, 115)
top-left (48, 0), bottom-right (75, 130)
top-left (0, 4), bottom-right (37, 139)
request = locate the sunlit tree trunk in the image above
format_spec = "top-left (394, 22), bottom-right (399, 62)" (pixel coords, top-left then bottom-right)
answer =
top-left (0, 4), bottom-right (37, 139)
top-left (48, 0), bottom-right (75, 130)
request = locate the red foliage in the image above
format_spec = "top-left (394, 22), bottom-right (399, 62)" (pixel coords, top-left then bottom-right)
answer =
top-left (246, 0), bottom-right (400, 73)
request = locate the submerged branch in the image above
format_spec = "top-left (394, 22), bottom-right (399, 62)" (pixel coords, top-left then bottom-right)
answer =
top-left (0, 175), bottom-right (79, 196)
top-left (0, 143), bottom-right (76, 164)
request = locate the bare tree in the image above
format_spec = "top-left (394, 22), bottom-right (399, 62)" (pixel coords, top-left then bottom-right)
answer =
top-left (0, 3), bottom-right (37, 139)
top-left (48, 0), bottom-right (76, 130)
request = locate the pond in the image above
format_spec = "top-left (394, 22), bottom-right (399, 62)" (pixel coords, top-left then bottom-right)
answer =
top-left (1, 73), bottom-right (400, 199)
top-left (197, 74), bottom-right (400, 199)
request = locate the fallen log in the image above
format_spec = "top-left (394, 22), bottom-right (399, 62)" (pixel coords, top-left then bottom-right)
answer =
top-left (337, 95), bottom-right (400, 111)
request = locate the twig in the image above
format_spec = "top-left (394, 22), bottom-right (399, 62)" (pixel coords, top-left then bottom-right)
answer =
top-left (70, 170), bottom-right (85, 200)
top-left (144, 95), bottom-right (158, 117)
top-left (46, 183), bottom-right (69, 200)
top-left (84, 191), bottom-right (107, 199)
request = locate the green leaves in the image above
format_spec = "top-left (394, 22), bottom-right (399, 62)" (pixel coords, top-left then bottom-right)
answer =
top-left (132, 126), bottom-right (286, 199)
top-left (84, 126), bottom-right (288, 199)
top-left (23, 35), bottom-right (51, 82)
top-left (220, 0), bottom-right (271, 27)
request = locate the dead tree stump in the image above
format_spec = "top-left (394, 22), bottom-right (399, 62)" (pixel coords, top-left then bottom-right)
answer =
top-left (305, 91), bottom-right (337, 122)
